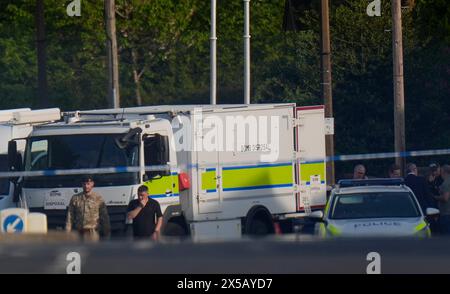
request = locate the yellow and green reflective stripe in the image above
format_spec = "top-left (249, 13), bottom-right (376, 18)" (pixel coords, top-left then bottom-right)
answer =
top-left (414, 221), bottom-right (431, 237)
top-left (327, 223), bottom-right (341, 236)
top-left (414, 221), bottom-right (427, 232)
top-left (318, 223), bottom-right (341, 237)
top-left (201, 168), bottom-right (217, 192)
top-left (200, 163), bottom-right (294, 193)
top-left (319, 223), bottom-right (327, 237)
top-left (222, 163), bottom-right (293, 191)
top-left (144, 172), bottom-right (179, 198)
top-left (300, 162), bottom-right (326, 184)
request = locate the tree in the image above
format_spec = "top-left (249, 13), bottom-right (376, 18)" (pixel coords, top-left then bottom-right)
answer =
top-left (115, 0), bottom-right (198, 106)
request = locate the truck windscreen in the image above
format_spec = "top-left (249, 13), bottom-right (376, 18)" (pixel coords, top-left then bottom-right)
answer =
top-left (23, 134), bottom-right (139, 188)
top-left (0, 155), bottom-right (9, 195)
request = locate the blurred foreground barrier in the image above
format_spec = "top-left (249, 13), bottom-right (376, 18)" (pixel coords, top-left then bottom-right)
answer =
top-left (0, 231), bottom-right (79, 243)
top-left (1, 208), bottom-right (46, 234)
top-left (0, 208), bottom-right (79, 242)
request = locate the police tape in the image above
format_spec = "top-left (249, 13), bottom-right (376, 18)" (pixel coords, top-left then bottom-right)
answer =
top-left (328, 148), bottom-right (450, 162)
top-left (0, 166), bottom-right (171, 179)
top-left (0, 148), bottom-right (449, 179)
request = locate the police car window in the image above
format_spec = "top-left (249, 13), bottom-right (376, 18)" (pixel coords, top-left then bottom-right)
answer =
top-left (330, 192), bottom-right (420, 219)
top-left (0, 155), bottom-right (9, 195)
top-left (338, 196), bottom-right (363, 204)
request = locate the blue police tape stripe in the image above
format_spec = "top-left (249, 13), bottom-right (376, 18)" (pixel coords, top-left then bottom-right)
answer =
top-left (0, 166), bottom-right (174, 178)
top-left (205, 168), bottom-right (216, 172)
top-left (301, 160), bottom-right (325, 164)
top-left (223, 183), bottom-right (293, 192)
top-left (3, 148), bottom-right (450, 178)
top-left (45, 170), bottom-right (55, 176)
top-left (206, 189), bottom-right (217, 193)
top-left (115, 167), bottom-right (128, 173)
top-left (327, 148), bottom-right (450, 162)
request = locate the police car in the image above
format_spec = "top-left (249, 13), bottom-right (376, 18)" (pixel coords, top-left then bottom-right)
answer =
top-left (310, 179), bottom-right (439, 238)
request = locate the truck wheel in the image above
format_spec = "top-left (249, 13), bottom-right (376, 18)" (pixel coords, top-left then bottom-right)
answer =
top-left (244, 206), bottom-right (274, 236)
top-left (163, 217), bottom-right (189, 236)
top-left (248, 219), bottom-right (272, 235)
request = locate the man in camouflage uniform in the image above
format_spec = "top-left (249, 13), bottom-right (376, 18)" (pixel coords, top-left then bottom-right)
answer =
top-left (65, 175), bottom-right (110, 241)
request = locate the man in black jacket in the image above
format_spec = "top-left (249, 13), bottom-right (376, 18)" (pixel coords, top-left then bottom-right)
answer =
top-left (404, 163), bottom-right (435, 212)
top-left (127, 185), bottom-right (163, 240)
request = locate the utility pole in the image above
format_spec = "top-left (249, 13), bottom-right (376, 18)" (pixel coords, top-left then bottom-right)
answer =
top-left (210, 0), bottom-right (217, 105)
top-left (36, 0), bottom-right (49, 107)
top-left (392, 0), bottom-right (406, 175)
top-left (105, 0), bottom-right (120, 109)
top-left (243, 0), bottom-right (251, 104)
top-left (321, 0), bottom-right (334, 184)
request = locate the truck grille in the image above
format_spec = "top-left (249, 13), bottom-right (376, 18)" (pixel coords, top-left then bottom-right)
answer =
top-left (29, 206), bottom-right (128, 233)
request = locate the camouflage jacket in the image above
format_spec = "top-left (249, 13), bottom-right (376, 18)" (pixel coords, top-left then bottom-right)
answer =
top-left (65, 191), bottom-right (111, 236)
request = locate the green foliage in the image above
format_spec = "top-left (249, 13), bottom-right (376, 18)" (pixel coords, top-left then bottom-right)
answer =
top-left (414, 0), bottom-right (450, 44)
top-left (0, 0), bottom-right (449, 177)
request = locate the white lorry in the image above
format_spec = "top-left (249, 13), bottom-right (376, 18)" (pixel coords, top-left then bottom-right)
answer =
top-left (0, 108), bottom-right (61, 210)
top-left (8, 104), bottom-right (327, 238)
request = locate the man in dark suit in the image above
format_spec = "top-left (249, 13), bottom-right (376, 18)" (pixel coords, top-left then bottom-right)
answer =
top-left (404, 163), bottom-right (435, 212)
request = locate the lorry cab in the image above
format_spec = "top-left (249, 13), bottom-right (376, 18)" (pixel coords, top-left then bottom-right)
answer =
top-left (18, 112), bottom-right (182, 233)
top-left (0, 108), bottom-right (60, 210)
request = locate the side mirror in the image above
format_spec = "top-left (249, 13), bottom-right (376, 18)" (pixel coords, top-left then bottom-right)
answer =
top-left (7, 141), bottom-right (21, 183)
top-left (115, 127), bottom-right (142, 149)
top-left (7, 140), bottom-right (18, 171)
top-left (309, 210), bottom-right (324, 221)
top-left (426, 208), bottom-right (440, 216)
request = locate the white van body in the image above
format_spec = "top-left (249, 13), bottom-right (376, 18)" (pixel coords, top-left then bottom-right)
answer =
top-left (18, 104), bottom-right (326, 237)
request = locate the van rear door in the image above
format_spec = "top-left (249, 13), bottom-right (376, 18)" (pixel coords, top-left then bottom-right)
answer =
top-left (295, 106), bottom-right (327, 213)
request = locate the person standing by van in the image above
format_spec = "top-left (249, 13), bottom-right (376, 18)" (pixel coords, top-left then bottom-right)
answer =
top-left (66, 175), bottom-right (111, 241)
top-left (435, 165), bottom-right (450, 235)
top-left (427, 163), bottom-right (443, 204)
top-left (127, 185), bottom-right (163, 240)
top-left (426, 163), bottom-right (442, 234)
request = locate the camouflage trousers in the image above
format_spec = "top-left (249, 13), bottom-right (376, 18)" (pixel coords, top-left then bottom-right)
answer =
top-left (78, 228), bottom-right (100, 242)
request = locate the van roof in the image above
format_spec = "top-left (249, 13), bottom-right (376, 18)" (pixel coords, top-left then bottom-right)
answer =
top-left (75, 103), bottom-right (296, 115)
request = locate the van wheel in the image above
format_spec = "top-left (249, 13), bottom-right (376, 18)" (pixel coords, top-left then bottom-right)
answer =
top-left (244, 206), bottom-right (274, 236)
top-left (248, 219), bottom-right (272, 235)
top-left (163, 217), bottom-right (188, 236)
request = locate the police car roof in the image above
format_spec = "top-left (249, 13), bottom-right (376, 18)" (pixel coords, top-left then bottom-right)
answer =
top-left (338, 178), bottom-right (404, 187)
top-left (335, 185), bottom-right (410, 195)
top-left (335, 178), bottom-right (410, 195)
